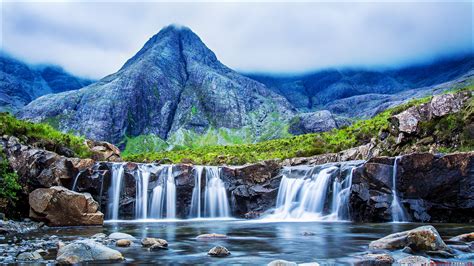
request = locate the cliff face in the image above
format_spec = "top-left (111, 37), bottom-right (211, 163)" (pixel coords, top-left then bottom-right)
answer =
top-left (18, 25), bottom-right (294, 145)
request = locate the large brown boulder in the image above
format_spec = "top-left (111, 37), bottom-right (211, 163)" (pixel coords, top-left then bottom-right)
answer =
top-left (29, 186), bottom-right (103, 226)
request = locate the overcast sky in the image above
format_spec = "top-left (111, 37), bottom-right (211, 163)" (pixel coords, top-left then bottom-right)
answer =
top-left (1, 1), bottom-right (472, 79)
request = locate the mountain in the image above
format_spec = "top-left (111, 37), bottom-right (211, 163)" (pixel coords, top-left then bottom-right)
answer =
top-left (18, 25), bottom-right (295, 146)
top-left (247, 55), bottom-right (474, 116)
top-left (0, 54), bottom-right (93, 112)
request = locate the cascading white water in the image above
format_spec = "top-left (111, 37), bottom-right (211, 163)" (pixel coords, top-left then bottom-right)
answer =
top-left (107, 163), bottom-right (231, 220)
top-left (135, 165), bottom-right (151, 219)
top-left (203, 166), bottom-right (230, 218)
top-left (108, 163), bottom-right (124, 220)
top-left (267, 163), bottom-right (358, 221)
top-left (334, 168), bottom-right (354, 220)
top-left (391, 156), bottom-right (407, 222)
top-left (165, 166), bottom-right (176, 219)
top-left (189, 166), bottom-right (204, 218)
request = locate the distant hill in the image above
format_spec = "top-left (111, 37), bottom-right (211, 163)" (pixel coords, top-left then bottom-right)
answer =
top-left (0, 53), bottom-right (94, 112)
top-left (247, 55), bottom-right (474, 117)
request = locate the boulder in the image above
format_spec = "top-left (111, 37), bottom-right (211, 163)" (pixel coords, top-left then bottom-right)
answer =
top-left (397, 255), bottom-right (432, 265)
top-left (355, 253), bottom-right (394, 266)
top-left (288, 111), bottom-right (338, 135)
top-left (196, 233), bottom-right (228, 240)
top-left (369, 225), bottom-right (449, 252)
top-left (267, 260), bottom-right (297, 266)
top-left (208, 246), bottom-right (230, 257)
top-left (108, 232), bottom-right (136, 240)
top-left (56, 239), bottom-right (124, 264)
top-left (116, 239), bottom-right (132, 247)
top-left (86, 140), bottom-right (122, 162)
top-left (141, 237), bottom-right (168, 247)
top-left (29, 186), bottom-right (103, 226)
top-left (391, 91), bottom-right (470, 134)
top-left (16, 251), bottom-right (42, 261)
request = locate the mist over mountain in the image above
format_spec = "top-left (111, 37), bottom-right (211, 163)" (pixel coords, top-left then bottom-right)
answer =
top-left (0, 54), bottom-right (94, 112)
top-left (247, 55), bottom-right (474, 116)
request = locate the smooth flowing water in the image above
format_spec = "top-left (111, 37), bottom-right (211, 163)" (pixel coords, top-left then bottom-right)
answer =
top-left (203, 166), bottom-right (230, 218)
top-left (267, 164), bottom-right (356, 221)
top-left (11, 221), bottom-right (474, 264)
top-left (391, 157), bottom-right (408, 222)
top-left (108, 164), bottom-right (125, 220)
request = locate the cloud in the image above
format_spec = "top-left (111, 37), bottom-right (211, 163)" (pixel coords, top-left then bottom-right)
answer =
top-left (1, 1), bottom-right (472, 79)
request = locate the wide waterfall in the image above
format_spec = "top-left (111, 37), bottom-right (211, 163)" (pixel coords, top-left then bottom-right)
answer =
top-left (266, 163), bottom-right (359, 221)
top-left (391, 157), bottom-right (408, 222)
top-left (106, 163), bottom-right (230, 220)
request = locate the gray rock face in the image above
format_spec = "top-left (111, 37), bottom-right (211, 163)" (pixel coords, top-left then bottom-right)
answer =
top-left (0, 54), bottom-right (92, 112)
top-left (349, 152), bottom-right (474, 222)
top-left (18, 25), bottom-right (294, 145)
top-left (288, 110), bottom-right (338, 135)
top-left (391, 90), bottom-right (471, 134)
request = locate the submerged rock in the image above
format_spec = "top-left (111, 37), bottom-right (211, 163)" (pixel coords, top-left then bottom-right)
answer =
top-left (397, 255), bottom-right (432, 265)
top-left (369, 225), bottom-right (449, 252)
top-left (141, 237), bottom-right (168, 248)
top-left (355, 253), bottom-right (394, 266)
top-left (267, 260), bottom-right (297, 266)
top-left (108, 232), bottom-right (136, 240)
top-left (208, 246), bottom-right (230, 257)
top-left (29, 186), bottom-right (103, 226)
top-left (16, 251), bottom-right (42, 261)
top-left (196, 233), bottom-right (228, 240)
top-left (449, 232), bottom-right (474, 243)
top-left (116, 239), bottom-right (132, 247)
top-left (56, 239), bottom-right (124, 264)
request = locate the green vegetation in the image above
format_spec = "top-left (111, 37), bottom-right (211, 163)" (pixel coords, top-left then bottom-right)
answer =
top-left (123, 85), bottom-right (474, 164)
top-left (122, 102), bottom-right (411, 164)
top-left (0, 113), bottom-right (91, 158)
top-left (0, 149), bottom-right (21, 205)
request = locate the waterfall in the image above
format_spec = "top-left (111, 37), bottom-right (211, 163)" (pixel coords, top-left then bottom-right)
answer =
top-left (165, 166), bottom-right (176, 219)
top-left (105, 163), bottom-right (232, 220)
top-left (266, 163), bottom-right (358, 221)
top-left (335, 168), bottom-right (354, 220)
top-left (203, 166), bottom-right (230, 218)
top-left (135, 165), bottom-right (151, 219)
top-left (189, 166), bottom-right (204, 218)
top-left (108, 163), bottom-right (124, 220)
top-left (391, 157), bottom-right (407, 222)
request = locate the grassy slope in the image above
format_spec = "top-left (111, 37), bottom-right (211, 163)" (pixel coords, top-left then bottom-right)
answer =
top-left (0, 113), bottom-right (91, 158)
top-left (124, 85), bottom-right (473, 164)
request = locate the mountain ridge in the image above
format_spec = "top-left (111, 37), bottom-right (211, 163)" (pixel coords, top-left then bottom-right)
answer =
top-left (18, 25), bottom-right (294, 145)
top-left (0, 53), bottom-right (94, 112)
